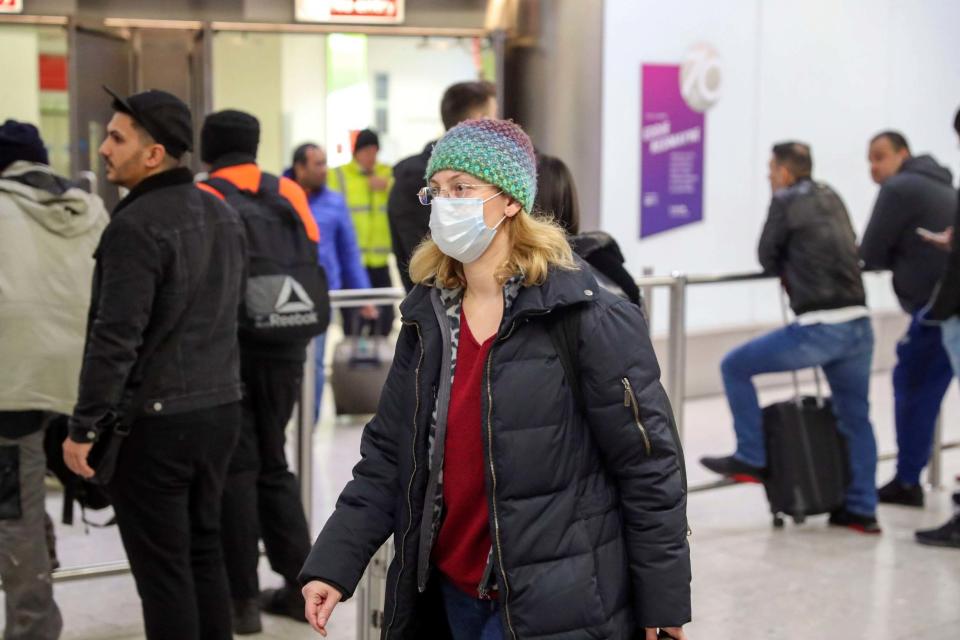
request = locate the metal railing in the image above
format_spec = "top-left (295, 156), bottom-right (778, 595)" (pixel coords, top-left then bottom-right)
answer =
top-left (49, 276), bottom-right (959, 585)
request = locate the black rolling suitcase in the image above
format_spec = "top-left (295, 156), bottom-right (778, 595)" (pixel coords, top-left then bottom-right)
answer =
top-left (762, 289), bottom-right (850, 528)
top-left (762, 392), bottom-right (849, 527)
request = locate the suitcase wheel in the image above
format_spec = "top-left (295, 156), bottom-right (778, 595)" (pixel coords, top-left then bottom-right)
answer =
top-left (792, 513), bottom-right (806, 525)
top-left (772, 515), bottom-right (785, 529)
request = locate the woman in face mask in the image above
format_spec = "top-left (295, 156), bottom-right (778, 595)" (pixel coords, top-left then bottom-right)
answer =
top-left (299, 119), bottom-right (691, 640)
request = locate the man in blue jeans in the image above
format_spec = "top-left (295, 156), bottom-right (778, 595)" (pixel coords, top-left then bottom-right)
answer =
top-left (860, 131), bottom-right (957, 507)
top-left (702, 142), bottom-right (881, 533)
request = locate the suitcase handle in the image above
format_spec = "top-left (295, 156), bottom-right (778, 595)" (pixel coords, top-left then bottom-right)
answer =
top-left (779, 287), bottom-right (826, 407)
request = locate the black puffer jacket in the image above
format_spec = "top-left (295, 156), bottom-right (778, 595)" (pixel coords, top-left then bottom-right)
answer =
top-left (758, 178), bottom-right (866, 315)
top-left (300, 262), bottom-right (691, 639)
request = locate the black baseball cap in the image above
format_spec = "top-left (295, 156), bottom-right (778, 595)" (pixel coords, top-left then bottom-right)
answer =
top-left (104, 86), bottom-right (193, 159)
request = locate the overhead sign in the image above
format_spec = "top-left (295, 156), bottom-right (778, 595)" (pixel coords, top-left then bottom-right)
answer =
top-left (0, 0), bottom-right (23, 15)
top-left (296, 0), bottom-right (404, 24)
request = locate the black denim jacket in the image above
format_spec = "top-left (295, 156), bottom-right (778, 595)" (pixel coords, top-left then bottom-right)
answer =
top-left (69, 168), bottom-right (246, 442)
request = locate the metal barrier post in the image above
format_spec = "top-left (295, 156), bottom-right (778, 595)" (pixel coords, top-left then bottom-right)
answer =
top-left (666, 274), bottom-right (688, 439)
top-left (641, 266), bottom-right (655, 330)
top-left (299, 338), bottom-right (317, 526)
top-left (929, 414), bottom-right (943, 489)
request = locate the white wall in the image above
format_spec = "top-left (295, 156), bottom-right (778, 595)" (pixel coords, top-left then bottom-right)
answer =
top-left (0, 26), bottom-right (41, 127)
top-left (212, 32), bottom-right (285, 172)
top-left (366, 36), bottom-right (481, 164)
top-left (281, 34), bottom-right (327, 172)
top-left (602, 0), bottom-right (960, 333)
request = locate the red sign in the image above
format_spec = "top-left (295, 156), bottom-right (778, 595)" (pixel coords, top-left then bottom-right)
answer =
top-left (39, 55), bottom-right (68, 91)
top-left (0, 0), bottom-right (23, 14)
top-left (296, 0), bottom-right (404, 24)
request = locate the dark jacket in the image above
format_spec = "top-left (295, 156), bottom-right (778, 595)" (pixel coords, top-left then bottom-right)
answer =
top-left (758, 178), bottom-right (866, 315)
top-left (299, 263), bottom-right (691, 639)
top-left (571, 231), bottom-right (643, 307)
top-left (860, 155), bottom-right (957, 313)
top-left (925, 185), bottom-right (960, 321)
top-left (69, 168), bottom-right (246, 442)
top-left (388, 142), bottom-right (433, 292)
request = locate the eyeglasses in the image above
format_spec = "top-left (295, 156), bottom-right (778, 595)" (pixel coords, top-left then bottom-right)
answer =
top-left (417, 183), bottom-right (498, 205)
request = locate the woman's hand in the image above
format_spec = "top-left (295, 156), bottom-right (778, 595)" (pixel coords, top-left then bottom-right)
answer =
top-left (646, 627), bottom-right (688, 640)
top-left (302, 580), bottom-right (343, 636)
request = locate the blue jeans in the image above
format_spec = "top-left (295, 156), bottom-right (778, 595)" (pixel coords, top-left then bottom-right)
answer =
top-left (440, 579), bottom-right (505, 640)
top-left (892, 314), bottom-right (953, 485)
top-left (313, 333), bottom-right (327, 423)
top-left (721, 317), bottom-right (878, 516)
top-left (941, 316), bottom-right (960, 377)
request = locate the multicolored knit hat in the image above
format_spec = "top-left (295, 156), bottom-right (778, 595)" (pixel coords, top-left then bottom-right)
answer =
top-left (425, 118), bottom-right (537, 213)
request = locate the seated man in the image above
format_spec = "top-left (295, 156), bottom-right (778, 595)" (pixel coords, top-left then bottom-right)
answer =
top-left (701, 142), bottom-right (881, 534)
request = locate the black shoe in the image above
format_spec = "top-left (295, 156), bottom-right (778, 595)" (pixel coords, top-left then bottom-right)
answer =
top-left (700, 455), bottom-right (766, 483)
top-left (232, 597), bottom-right (263, 635)
top-left (877, 478), bottom-right (924, 507)
top-left (828, 508), bottom-right (882, 534)
top-left (260, 585), bottom-right (308, 624)
top-left (915, 515), bottom-right (960, 549)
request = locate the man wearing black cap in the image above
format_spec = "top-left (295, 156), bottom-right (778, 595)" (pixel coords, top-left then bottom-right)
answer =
top-left (197, 109), bottom-right (320, 633)
top-left (0, 119), bottom-right (108, 640)
top-left (63, 88), bottom-right (247, 640)
top-left (328, 128), bottom-right (395, 335)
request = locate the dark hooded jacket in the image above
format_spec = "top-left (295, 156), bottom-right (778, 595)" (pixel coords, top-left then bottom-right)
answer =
top-left (860, 155), bottom-right (957, 313)
top-left (299, 261), bottom-right (691, 639)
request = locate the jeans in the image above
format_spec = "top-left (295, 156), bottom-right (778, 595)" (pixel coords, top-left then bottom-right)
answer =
top-left (108, 403), bottom-right (240, 640)
top-left (939, 316), bottom-right (960, 383)
top-left (440, 579), bottom-right (505, 640)
top-left (0, 422), bottom-right (62, 640)
top-left (721, 317), bottom-right (878, 516)
top-left (221, 354), bottom-right (312, 600)
top-left (892, 313), bottom-right (954, 485)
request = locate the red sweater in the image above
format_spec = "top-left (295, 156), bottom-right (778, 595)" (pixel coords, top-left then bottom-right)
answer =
top-left (433, 311), bottom-right (495, 597)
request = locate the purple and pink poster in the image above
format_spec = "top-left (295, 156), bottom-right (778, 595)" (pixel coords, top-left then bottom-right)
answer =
top-left (640, 64), bottom-right (705, 238)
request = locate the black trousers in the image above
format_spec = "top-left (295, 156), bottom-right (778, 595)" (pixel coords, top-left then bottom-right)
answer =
top-left (342, 265), bottom-right (395, 336)
top-left (221, 354), bottom-right (312, 600)
top-left (108, 403), bottom-right (240, 640)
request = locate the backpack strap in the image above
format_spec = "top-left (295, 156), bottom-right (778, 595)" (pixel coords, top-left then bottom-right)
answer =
top-left (546, 305), bottom-right (584, 413)
top-left (202, 176), bottom-right (240, 198)
top-left (257, 172), bottom-right (280, 195)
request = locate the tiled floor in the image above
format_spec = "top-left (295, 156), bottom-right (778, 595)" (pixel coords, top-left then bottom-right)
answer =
top-left (7, 371), bottom-right (960, 640)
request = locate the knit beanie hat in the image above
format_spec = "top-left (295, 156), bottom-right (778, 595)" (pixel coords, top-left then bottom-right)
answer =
top-left (354, 128), bottom-right (380, 153)
top-left (0, 119), bottom-right (48, 172)
top-left (200, 110), bottom-right (260, 164)
top-left (425, 118), bottom-right (537, 213)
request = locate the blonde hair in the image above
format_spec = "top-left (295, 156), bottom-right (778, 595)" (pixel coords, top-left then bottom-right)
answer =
top-left (408, 209), bottom-right (577, 289)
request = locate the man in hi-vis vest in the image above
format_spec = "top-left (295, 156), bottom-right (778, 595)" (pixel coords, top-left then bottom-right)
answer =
top-left (328, 129), bottom-right (395, 336)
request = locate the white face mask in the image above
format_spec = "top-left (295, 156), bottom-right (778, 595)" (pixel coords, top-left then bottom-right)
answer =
top-left (429, 192), bottom-right (505, 263)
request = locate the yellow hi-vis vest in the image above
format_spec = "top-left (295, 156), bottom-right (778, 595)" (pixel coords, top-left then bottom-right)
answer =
top-left (328, 159), bottom-right (394, 269)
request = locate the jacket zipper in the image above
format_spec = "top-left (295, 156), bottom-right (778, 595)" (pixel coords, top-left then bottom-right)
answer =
top-left (477, 547), bottom-right (496, 600)
top-left (384, 320), bottom-right (424, 639)
top-left (622, 378), bottom-right (652, 455)
top-left (485, 348), bottom-right (518, 639)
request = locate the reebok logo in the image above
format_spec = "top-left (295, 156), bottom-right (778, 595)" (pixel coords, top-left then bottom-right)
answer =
top-left (274, 276), bottom-right (315, 313)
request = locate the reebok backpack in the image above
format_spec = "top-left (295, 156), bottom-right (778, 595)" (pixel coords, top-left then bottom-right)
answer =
top-left (204, 173), bottom-right (330, 343)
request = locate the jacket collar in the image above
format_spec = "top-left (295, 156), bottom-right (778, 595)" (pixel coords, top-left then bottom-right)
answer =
top-left (400, 255), bottom-right (600, 327)
top-left (113, 167), bottom-right (194, 216)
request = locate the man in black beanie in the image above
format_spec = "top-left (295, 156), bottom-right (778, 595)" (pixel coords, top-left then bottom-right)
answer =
top-left (199, 109), bottom-right (321, 633)
top-left (64, 89), bottom-right (246, 640)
